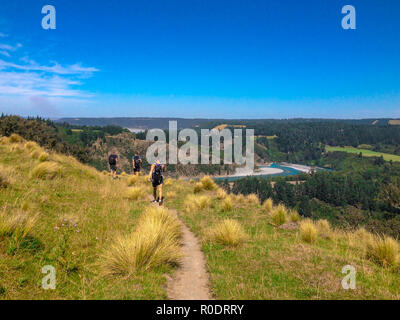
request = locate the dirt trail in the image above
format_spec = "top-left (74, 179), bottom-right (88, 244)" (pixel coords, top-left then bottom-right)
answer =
top-left (166, 209), bottom-right (213, 300)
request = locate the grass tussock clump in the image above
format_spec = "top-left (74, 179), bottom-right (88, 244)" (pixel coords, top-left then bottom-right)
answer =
top-left (194, 176), bottom-right (217, 193)
top-left (316, 219), bottom-right (331, 235)
top-left (184, 194), bottom-right (212, 212)
top-left (166, 191), bottom-right (177, 199)
top-left (127, 175), bottom-right (142, 186)
top-left (124, 186), bottom-right (144, 201)
top-left (24, 141), bottom-right (39, 150)
top-left (299, 220), bottom-right (318, 243)
top-left (216, 188), bottom-right (227, 200)
top-left (246, 193), bottom-right (259, 205)
top-left (30, 162), bottom-right (62, 179)
top-left (0, 136), bottom-right (9, 145)
top-left (288, 209), bottom-right (300, 223)
top-left (221, 196), bottom-right (234, 212)
top-left (0, 209), bottom-right (38, 244)
top-left (102, 206), bottom-right (182, 275)
top-left (193, 182), bottom-right (203, 193)
top-left (164, 178), bottom-right (173, 186)
top-left (207, 219), bottom-right (247, 247)
top-left (270, 204), bottom-right (287, 226)
top-left (38, 152), bottom-right (49, 162)
top-left (366, 235), bottom-right (400, 268)
top-left (9, 133), bottom-right (24, 144)
top-left (262, 198), bottom-right (274, 213)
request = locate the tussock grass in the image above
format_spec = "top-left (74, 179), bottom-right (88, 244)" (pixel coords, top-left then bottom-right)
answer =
top-left (288, 209), bottom-right (300, 223)
top-left (194, 176), bottom-right (217, 193)
top-left (270, 204), bottom-right (287, 226)
top-left (102, 206), bottom-right (182, 275)
top-left (0, 209), bottom-right (38, 244)
top-left (124, 186), bottom-right (143, 200)
top-left (194, 182), bottom-right (203, 193)
top-left (9, 134), bottom-right (23, 143)
top-left (30, 162), bottom-right (62, 179)
top-left (38, 152), bottom-right (49, 162)
top-left (367, 235), bottom-right (400, 268)
top-left (166, 191), bottom-right (177, 198)
top-left (316, 219), bottom-right (331, 235)
top-left (24, 141), bottom-right (39, 150)
top-left (216, 188), bottom-right (227, 200)
top-left (164, 178), bottom-right (173, 186)
top-left (262, 198), bottom-right (273, 213)
top-left (246, 193), bottom-right (259, 205)
top-left (300, 220), bottom-right (318, 243)
top-left (221, 196), bottom-right (234, 212)
top-left (127, 175), bottom-right (141, 186)
top-left (0, 136), bottom-right (9, 145)
top-left (184, 194), bottom-right (212, 212)
top-left (207, 219), bottom-right (247, 246)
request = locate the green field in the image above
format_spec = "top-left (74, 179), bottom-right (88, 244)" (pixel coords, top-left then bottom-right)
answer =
top-left (326, 146), bottom-right (400, 162)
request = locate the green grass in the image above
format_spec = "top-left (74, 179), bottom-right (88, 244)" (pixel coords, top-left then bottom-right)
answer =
top-left (326, 146), bottom-right (400, 162)
top-left (0, 136), bottom-right (173, 299)
top-left (166, 182), bottom-right (400, 300)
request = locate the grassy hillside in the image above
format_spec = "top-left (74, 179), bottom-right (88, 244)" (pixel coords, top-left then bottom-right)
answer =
top-left (1, 135), bottom-right (400, 300)
top-left (167, 178), bottom-right (400, 299)
top-left (0, 135), bottom-right (183, 299)
top-left (326, 146), bottom-right (400, 162)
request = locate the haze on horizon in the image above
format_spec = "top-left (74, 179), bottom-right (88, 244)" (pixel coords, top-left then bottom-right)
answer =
top-left (0, 0), bottom-right (399, 119)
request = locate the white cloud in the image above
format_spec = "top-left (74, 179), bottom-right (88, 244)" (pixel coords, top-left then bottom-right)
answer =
top-left (0, 33), bottom-right (8, 38)
top-left (0, 51), bottom-right (10, 57)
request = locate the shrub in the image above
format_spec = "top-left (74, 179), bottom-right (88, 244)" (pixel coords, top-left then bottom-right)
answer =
top-left (216, 188), bottom-right (227, 200)
top-left (38, 152), bottom-right (49, 162)
top-left (367, 235), bottom-right (400, 268)
top-left (246, 193), bottom-right (259, 205)
top-left (300, 220), bottom-right (318, 243)
top-left (30, 162), bottom-right (62, 179)
top-left (200, 176), bottom-right (217, 191)
top-left (262, 198), bottom-right (273, 213)
top-left (124, 187), bottom-right (143, 200)
top-left (288, 209), bottom-right (300, 223)
top-left (102, 206), bottom-right (182, 275)
top-left (9, 134), bottom-right (23, 143)
top-left (270, 204), bottom-right (287, 226)
top-left (207, 219), bottom-right (247, 246)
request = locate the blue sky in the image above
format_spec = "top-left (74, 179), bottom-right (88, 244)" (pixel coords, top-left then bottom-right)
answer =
top-left (0, 0), bottom-right (399, 118)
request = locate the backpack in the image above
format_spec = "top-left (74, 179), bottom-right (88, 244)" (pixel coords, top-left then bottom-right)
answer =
top-left (108, 154), bottom-right (117, 165)
top-left (134, 156), bottom-right (141, 168)
top-left (152, 163), bottom-right (162, 179)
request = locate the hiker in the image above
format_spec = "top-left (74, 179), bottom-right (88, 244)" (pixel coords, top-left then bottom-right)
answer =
top-left (148, 160), bottom-right (165, 205)
top-left (132, 152), bottom-right (142, 176)
top-left (108, 151), bottom-right (119, 179)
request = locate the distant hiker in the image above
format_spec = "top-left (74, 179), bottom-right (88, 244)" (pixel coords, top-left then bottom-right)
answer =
top-left (148, 160), bottom-right (165, 205)
top-left (132, 153), bottom-right (142, 176)
top-left (108, 151), bottom-right (119, 179)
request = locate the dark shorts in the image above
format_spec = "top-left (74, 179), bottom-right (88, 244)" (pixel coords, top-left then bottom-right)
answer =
top-left (152, 176), bottom-right (163, 188)
top-left (109, 164), bottom-right (117, 172)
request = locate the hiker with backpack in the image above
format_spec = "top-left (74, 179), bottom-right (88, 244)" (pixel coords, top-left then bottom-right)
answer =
top-left (108, 151), bottom-right (119, 179)
top-left (148, 160), bottom-right (165, 205)
top-left (132, 153), bottom-right (142, 176)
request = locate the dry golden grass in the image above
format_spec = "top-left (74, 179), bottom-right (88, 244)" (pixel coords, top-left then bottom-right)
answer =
top-left (316, 219), bottom-right (331, 235)
top-left (207, 219), bottom-right (247, 246)
top-left (270, 204), bottom-right (287, 226)
top-left (127, 175), bottom-right (141, 186)
top-left (246, 193), bottom-right (259, 205)
top-left (366, 235), bottom-right (400, 268)
top-left (199, 176), bottom-right (217, 191)
top-left (30, 162), bottom-right (62, 179)
top-left (9, 133), bottom-right (24, 143)
top-left (102, 206), bottom-right (182, 275)
top-left (262, 198), bottom-right (273, 213)
top-left (166, 191), bottom-right (177, 199)
top-left (24, 141), bottom-right (39, 150)
top-left (300, 220), bottom-right (318, 243)
top-left (124, 186), bottom-right (144, 201)
top-left (216, 188), bottom-right (227, 200)
top-left (38, 152), bottom-right (49, 162)
top-left (0, 208), bottom-right (38, 244)
top-left (193, 182), bottom-right (203, 193)
top-left (0, 171), bottom-right (10, 188)
top-left (0, 136), bottom-right (9, 145)
top-left (164, 178), bottom-right (173, 186)
top-left (288, 209), bottom-right (300, 223)
top-left (221, 196), bottom-right (234, 212)
top-left (184, 194), bottom-right (212, 212)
